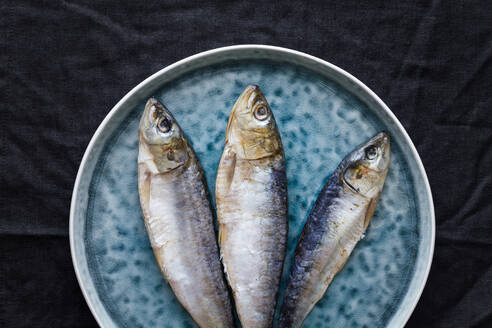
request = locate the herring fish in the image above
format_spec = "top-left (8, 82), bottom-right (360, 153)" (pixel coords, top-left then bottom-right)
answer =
top-left (279, 132), bottom-right (391, 328)
top-left (137, 98), bottom-right (234, 328)
top-left (216, 85), bottom-right (288, 328)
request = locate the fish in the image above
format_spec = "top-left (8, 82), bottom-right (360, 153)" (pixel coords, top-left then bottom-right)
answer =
top-left (215, 85), bottom-right (288, 328)
top-left (137, 98), bottom-right (234, 328)
top-left (278, 132), bottom-right (391, 328)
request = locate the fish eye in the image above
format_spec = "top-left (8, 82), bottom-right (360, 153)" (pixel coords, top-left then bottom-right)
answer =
top-left (365, 145), bottom-right (378, 160)
top-left (254, 105), bottom-right (269, 121)
top-left (158, 117), bottom-right (172, 133)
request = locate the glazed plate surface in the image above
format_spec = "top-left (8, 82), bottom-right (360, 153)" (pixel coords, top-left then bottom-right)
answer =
top-left (70, 45), bottom-right (434, 328)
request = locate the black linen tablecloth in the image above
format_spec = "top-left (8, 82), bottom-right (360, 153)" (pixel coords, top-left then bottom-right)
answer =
top-left (1, 1), bottom-right (491, 327)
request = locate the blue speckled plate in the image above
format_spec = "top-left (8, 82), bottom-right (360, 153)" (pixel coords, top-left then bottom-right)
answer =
top-left (70, 45), bottom-right (434, 328)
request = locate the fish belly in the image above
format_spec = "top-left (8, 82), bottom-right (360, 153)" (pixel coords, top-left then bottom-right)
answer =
top-left (217, 156), bottom-right (287, 328)
top-left (140, 163), bottom-right (233, 328)
top-left (280, 186), bottom-right (369, 328)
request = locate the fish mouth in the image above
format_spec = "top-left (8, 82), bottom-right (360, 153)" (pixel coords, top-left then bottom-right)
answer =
top-left (144, 98), bottom-right (164, 123)
top-left (363, 131), bottom-right (391, 168)
top-left (147, 97), bottom-right (160, 107)
top-left (342, 131), bottom-right (390, 193)
top-left (374, 131), bottom-right (390, 157)
top-left (225, 85), bottom-right (262, 143)
top-left (230, 85), bottom-right (260, 115)
top-left (365, 131), bottom-right (390, 157)
top-left (140, 98), bottom-right (181, 147)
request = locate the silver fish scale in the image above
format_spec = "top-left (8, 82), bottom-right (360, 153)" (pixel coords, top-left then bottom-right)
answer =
top-left (279, 174), bottom-right (371, 328)
top-left (217, 154), bottom-right (288, 328)
top-left (139, 150), bottom-right (234, 328)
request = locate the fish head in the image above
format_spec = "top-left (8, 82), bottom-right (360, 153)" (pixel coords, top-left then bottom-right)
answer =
top-left (341, 131), bottom-right (390, 197)
top-left (138, 98), bottom-right (189, 173)
top-left (225, 85), bottom-right (283, 160)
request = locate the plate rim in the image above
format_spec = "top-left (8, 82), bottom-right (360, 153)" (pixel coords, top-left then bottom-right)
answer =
top-left (70, 44), bottom-right (435, 327)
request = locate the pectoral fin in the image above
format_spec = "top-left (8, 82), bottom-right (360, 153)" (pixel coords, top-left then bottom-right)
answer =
top-left (138, 163), bottom-right (151, 219)
top-left (216, 147), bottom-right (237, 196)
top-left (364, 195), bottom-right (379, 229)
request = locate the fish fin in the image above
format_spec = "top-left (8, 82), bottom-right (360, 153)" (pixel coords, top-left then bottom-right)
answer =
top-left (216, 147), bottom-right (237, 196)
top-left (138, 163), bottom-right (151, 219)
top-left (218, 224), bottom-right (226, 246)
top-left (218, 224), bottom-right (231, 284)
top-left (363, 194), bottom-right (379, 229)
top-left (222, 260), bottom-right (230, 283)
top-left (138, 139), bottom-right (160, 174)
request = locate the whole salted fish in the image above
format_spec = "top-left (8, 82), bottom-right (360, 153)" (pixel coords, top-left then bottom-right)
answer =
top-left (137, 98), bottom-right (233, 328)
top-left (279, 132), bottom-right (391, 328)
top-left (216, 85), bottom-right (288, 328)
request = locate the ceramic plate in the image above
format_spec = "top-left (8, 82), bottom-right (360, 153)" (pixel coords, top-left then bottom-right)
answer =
top-left (70, 45), bottom-right (434, 328)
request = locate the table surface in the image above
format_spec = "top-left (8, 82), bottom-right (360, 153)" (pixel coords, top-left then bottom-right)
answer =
top-left (2, 1), bottom-right (491, 327)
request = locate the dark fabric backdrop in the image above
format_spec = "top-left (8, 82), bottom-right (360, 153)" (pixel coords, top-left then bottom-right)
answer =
top-left (1, 1), bottom-right (491, 327)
